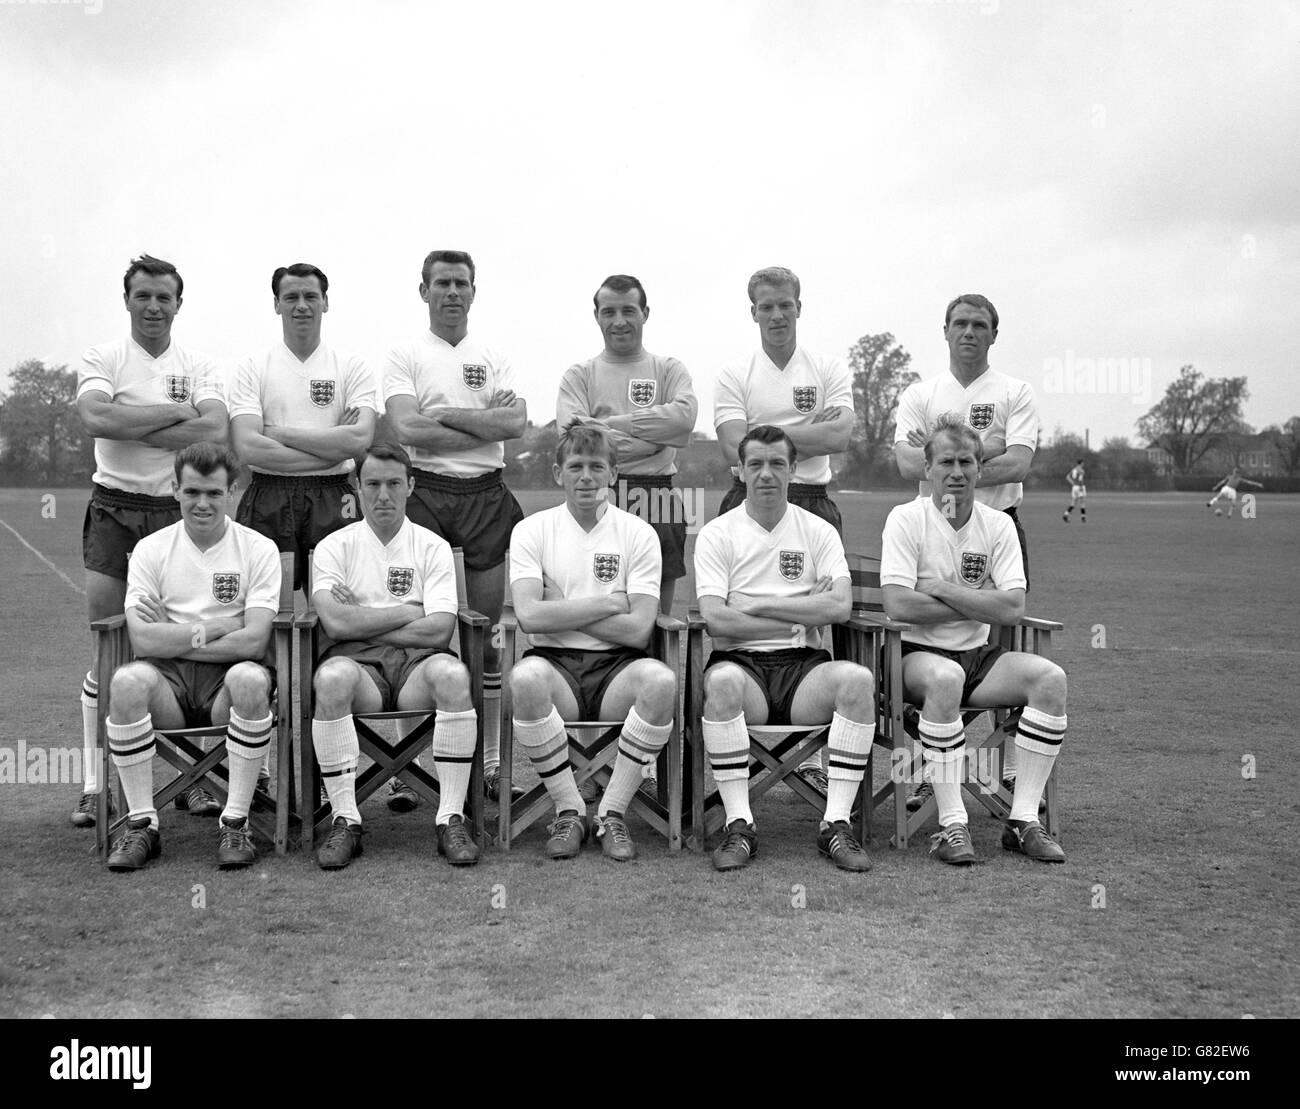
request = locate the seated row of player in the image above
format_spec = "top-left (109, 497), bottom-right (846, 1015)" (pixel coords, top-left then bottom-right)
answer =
top-left (102, 419), bottom-right (1066, 874)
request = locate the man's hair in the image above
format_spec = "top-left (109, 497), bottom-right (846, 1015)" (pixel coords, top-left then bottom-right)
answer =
top-left (923, 412), bottom-right (984, 464)
top-left (747, 266), bottom-right (800, 304)
top-left (359, 443), bottom-right (413, 480)
top-left (1076, 458), bottom-right (1084, 465)
top-left (174, 441), bottom-right (240, 486)
top-left (556, 420), bottom-right (617, 468)
top-left (593, 274), bottom-right (647, 312)
top-left (421, 250), bottom-right (476, 287)
top-left (124, 254), bottom-right (183, 299)
top-left (737, 424), bottom-right (797, 467)
top-left (272, 262), bottom-right (329, 298)
top-left (944, 293), bottom-right (999, 332)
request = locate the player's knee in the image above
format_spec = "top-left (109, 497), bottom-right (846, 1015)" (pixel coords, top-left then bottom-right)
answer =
top-left (1030, 662), bottom-right (1067, 713)
top-left (638, 662), bottom-right (678, 715)
top-left (313, 659), bottom-right (357, 708)
top-left (703, 663), bottom-right (746, 715)
top-left (835, 663), bottom-right (874, 709)
top-left (508, 658), bottom-right (552, 709)
top-left (425, 656), bottom-right (471, 708)
top-left (110, 661), bottom-right (156, 707)
top-left (917, 663), bottom-right (962, 715)
top-left (224, 662), bottom-right (271, 709)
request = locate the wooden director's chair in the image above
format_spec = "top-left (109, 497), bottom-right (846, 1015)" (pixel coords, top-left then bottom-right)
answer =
top-left (495, 579), bottom-right (686, 853)
top-left (294, 549), bottom-right (489, 851)
top-left (93, 552), bottom-right (297, 859)
top-left (682, 593), bottom-right (884, 853)
top-left (844, 553), bottom-right (1064, 849)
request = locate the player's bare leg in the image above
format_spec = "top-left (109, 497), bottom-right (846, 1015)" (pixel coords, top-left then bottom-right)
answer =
top-left (311, 657), bottom-right (382, 868)
top-left (900, 652), bottom-right (977, 865)
top-left (401, 655), bottom-right (479, 864)
top-left (509, 656), bottom-right (588, 857)
top-left (591, 659), bottom-right (677, 860)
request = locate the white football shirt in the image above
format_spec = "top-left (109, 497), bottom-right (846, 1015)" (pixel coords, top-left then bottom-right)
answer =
top-left (125, 519), bottom-right (281, 628)
top-left (77, 338), bottom-right (227, 497)
top-left (228, 341), bottom-right (377, 476)
top-left (693, 503), bottom-right (849, 652)
top-left (509, 502), bottom-right (661, 651)
top-left (311, 518), bottom-right (459, 622)
top-left (880, 496), bottom-right (1027, 652)
top-left (713, 346), bottom-right (853, 485)
top-left (894, 368), bottom-right (1039, 510)
top-left (383, 330), bottom-right (517, 477)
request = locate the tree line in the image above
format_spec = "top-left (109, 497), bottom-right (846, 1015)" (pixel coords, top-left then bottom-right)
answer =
top-left (3, 352), bottom-right (1295, 489)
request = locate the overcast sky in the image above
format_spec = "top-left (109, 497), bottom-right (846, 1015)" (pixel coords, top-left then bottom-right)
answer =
top-left (2, 0), bottom-right (1297, 449)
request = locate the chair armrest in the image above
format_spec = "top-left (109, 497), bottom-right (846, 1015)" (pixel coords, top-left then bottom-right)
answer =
top-left (1019, 616), bottom-right (1064, 632)
top-left (457, 605), bottom-right (490, 629)
top-left (271, 612), bottom-right (295, 633)
top-left (848, 611), bottom-right (912, 634)
top-left (294, 611), bottom-right (320, 631)
top-left (91, 614), bottom-right (128, 634)
top-left (656, 613), bottom-right (686, 633)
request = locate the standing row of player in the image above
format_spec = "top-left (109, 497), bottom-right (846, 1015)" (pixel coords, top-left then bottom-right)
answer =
top-left (71, 249), bottom-right (1063, 875)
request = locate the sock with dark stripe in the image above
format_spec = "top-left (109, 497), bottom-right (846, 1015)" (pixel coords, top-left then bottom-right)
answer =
top-left (920, 715), bottom-right (967, 827)
top-left (599, 708), bottom-right (671, 817)
top-left (80, 672), bottom-right (100, 794)
top-left (703, 713), bottom-right (753, 826)
top-left (223, 710), bottom-right (271, 821)
top-left (514, 707), bottom-right (585, 814)
top-left (1010, 708), bottom-right (1065, 823)
top-left (313, 714), bottom-right (361, 825)
top-left (483, 670), bottom-right (502, 772)
top-left (432, 707), bottom-right (477, 825)
top-left (823, 712), bottom-right (874, 824)
top-left (107, 714), bottom-right (157, 828)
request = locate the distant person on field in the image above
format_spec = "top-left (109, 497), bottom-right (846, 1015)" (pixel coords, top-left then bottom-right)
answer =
top-left (1062, 460), bottom-right (1087, 522)
top-left (1206, 467), bottom-right (1262, 517)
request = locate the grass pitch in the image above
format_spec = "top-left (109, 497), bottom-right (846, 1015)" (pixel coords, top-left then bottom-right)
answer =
top-left (0, 486), bottom-right (1296, 1018)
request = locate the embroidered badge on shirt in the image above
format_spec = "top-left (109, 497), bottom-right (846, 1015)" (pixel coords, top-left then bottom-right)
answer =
top-left (792, 386), bottom-right (817, 414)
top-left (462, 364), bottom-right (488, 390)
top-left (165, 375), bottom-right (192, 403)
top-left (967, 403), bottom-right (995, 431)
top-left (309, 380), bottom-right (335, 407)
top-left (387, 567), bottom-right (415, 597)
top-left (212, 573), bottom-right (240, 604)
top-left (779, 550), bottom-right (805, 580)
top-left (960, 552), bottom-right (989, 585)
top-left (593, 554), bottom-right (620, 583)
top-left (628, 379), bottom-right (656, 408)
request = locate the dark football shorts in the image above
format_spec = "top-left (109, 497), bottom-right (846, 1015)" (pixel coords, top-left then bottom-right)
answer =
top-left (1002, 506), bottom-right (1030, 593)
top-left (705, 647), bottom-right (833, 726)
top-left (612, 474), bottom-right (687, 580)
top-left (320, 641), bottom-right (457, 713)
top-left (145, 658), bottom-right (276, 729)
top-left (717, 479), bottom-right (843, 537)
top-left (521, 646), bottom-right (646, 720)
top-left (901, 642), bottom-right (1008, 704)
top-left (406, 469), bottom-right (524, 572)
top-left (236, 472), bottom-right (355, 590)
top-left (82, 484), bottom-right (181, 580)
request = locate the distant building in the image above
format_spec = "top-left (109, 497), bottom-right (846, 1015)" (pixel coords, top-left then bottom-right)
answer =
top-left (1145, 432), bottom-right (1282, 476)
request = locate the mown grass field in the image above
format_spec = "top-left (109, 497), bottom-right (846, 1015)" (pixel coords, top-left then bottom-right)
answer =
top-left (1, 485), bottom-right (1297, 1018)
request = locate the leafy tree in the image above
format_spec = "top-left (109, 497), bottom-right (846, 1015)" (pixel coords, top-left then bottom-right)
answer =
top-left (0, 360), bottom-right (92, 484)
top-left (1264, 416), bottom-right (1300, 475)
top-left (844, 332), bottom-right (918, 484)
top-left (1135, 364), bottom-right (1248, 474)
